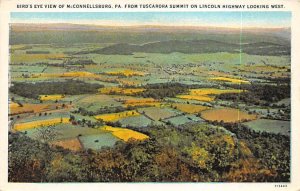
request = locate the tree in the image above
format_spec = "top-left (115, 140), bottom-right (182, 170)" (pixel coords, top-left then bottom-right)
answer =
top-left (69, 115), bottom-right (75, 122)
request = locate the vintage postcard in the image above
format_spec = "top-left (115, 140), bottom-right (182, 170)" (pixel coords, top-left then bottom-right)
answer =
top-left (0, 0), bottom-right (300, 190)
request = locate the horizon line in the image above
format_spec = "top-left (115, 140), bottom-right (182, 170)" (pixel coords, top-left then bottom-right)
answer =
top-left (11, 22), bottom-right (291, 30)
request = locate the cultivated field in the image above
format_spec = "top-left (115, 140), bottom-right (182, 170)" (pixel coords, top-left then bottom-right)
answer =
top-left (171, 103), bottom-right (210, 114)
top-left (14, 117), bottom-right (70, 131)
top-left (200, 108), bottom-right (257, 123)
top-left (102, 126), bottom-right (149, 141)
top-left (51, 138), bottom-right (83, 151)
top-left (243, 119), bottom-right (290, 136)
top-left (177, 88), bottom-right (244, 102)
top-left (94, 110), bottom-right (140, 122)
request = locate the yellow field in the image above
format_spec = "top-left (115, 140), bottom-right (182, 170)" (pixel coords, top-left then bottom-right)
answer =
top-left (94, 110), bottom-right (140, 122)
top-left (14, 118), bottom-right (70, 131)
top-left (106, 69), bottom-right (145, 77)
top-left (172, 103), bottom-right (210, 113)
top-left (9, 102), bottom-right (20, 109)
top-left (10, 45), bottom-right (27, 50)
top-left (99, 87), bottom-right (145, 95)
top-left (9, 102), bottom-right (59, 115)
top-left (60, 71), bottom-right (100, 78)
top-left (39, 94), bottom-right (65, 101)
top-left (190, 88), bottom-right (243, 95)
top-left (124, 98), bottom-right (160, 107)
top-left (124, 102), bottom-right (161, 107)
top-left (11, 53), bottom-right (65, 63)
top-left (101, 125), bottom-right (149, 141)
top-left (177, 88), bottom-right (244, 102)
top-left (210, 77), bottom-right (250, 84)
top-left (177, 95), bottom-right (214, 102)
top-left (51, 138), bottom-right (82, 151)
top-left (200, 108), bottom-right (257, 123)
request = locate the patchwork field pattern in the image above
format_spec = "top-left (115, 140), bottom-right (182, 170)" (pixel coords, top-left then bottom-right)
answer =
top-left (8, 22), bottom-right (291, 182)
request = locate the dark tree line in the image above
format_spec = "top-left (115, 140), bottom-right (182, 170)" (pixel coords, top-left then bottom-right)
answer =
top-left (137, 83), bottom-right (206, 99)
top-left (26, 50), bottom-right (50, 54)
top-left (10, 80), bottom-right (103, 99)
top-left (217, 83), bottom-right (290, 105)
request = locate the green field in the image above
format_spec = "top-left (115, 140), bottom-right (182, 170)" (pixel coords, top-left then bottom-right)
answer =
top-left (243, 119), bottom-right (290, 136)
top-left (137, 107), bottom-right (182, 121)
top-left (16, 112), bottom-right (70, 123)
top-left (163, 114), bottom-right (204, 126)
top-left (75, 94), bottom-right (123, 112)
top-left (20, 123), bottom-right (106, 140)
top-left (79, 133), bottom-right (120, 150)
top-left (118, 115), bottom-right (153, 128)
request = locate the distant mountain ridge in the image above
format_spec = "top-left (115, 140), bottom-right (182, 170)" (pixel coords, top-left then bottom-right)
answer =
top-left (10, 23), bottom-right (291, 48)
top-left (11, 23), bottom-right (291, 34)
top-left (75, 40), bottom-right (290, 56)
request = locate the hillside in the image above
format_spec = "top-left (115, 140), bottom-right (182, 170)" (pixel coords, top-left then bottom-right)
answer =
top-left (10, 23), bottom-right (290, 46)
top-left (76, 40), bottom-right (290, 56)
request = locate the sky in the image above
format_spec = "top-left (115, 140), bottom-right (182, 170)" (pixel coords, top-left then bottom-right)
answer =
top-left (11, 12), bottom-right (291, 28)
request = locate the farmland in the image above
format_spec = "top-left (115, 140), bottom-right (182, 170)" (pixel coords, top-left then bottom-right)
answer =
top-left (39, 94), bottom-right (64, 101)
top-left (14, 118), bottom-right (70, 131)
top-left (210, 77), bottom-right (250, 84)
top-left (94, 110), bottom-right (140, 121)
top-left (101, 126), bottom-right (149, 141)
top-left (137, 107), bottom-right (181, 121)
top-left (50, 138), bottom-right (82, 151)
top-left (177, 88), bottom-right (244, 102)
top-left (243, 119), bottom-right (290, 136)
top-left (171, 103), bottom-right (210, 114)
top-left (9, 102), bottom-right (61, 115)
top-left (200, 108), bottom-right (257, 123)
top-left (8, 23), bottom-right (291, 182)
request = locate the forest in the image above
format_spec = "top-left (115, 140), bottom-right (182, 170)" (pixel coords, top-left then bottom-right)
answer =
top-left (8, 122), bottom-right (290, 182)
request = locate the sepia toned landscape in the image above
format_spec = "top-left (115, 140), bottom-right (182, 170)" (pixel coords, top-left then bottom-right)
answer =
top-left (8, 12), bottom-right (291, 182)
